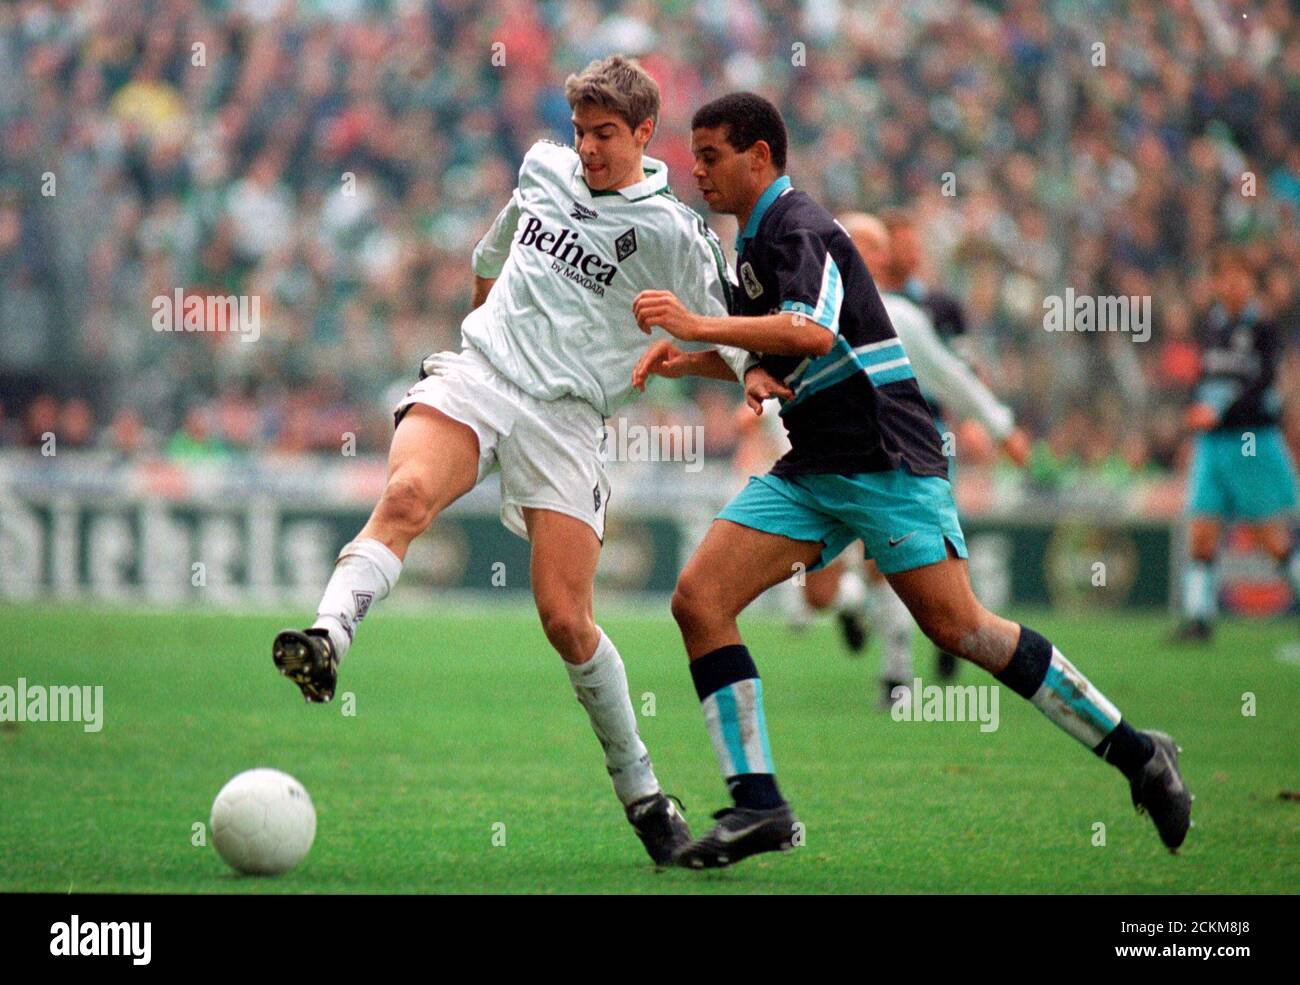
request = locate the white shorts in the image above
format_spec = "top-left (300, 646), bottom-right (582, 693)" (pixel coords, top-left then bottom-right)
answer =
top-left (394, 346), bottom-right (610, 542)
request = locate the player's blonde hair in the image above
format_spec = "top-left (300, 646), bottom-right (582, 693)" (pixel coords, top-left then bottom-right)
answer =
top-left (564, 55), bottom-right (659, 132)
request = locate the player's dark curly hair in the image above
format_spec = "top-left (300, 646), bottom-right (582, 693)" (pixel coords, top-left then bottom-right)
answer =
top-left (691, 92), bottom-right (788, 171)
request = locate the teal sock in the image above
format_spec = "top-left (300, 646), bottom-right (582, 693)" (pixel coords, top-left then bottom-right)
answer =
top-left (689, 644), bottom-right (784, 810)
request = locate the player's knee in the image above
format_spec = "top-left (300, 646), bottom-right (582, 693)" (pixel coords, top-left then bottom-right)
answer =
top-left (916, 609), bottom-right (979, 659)
top-left (537, 604), bottom-right (592, 657)
top-left (671, 577), bottom-right (716, 632)
top-left (376, 473), bottom-right (436, 535)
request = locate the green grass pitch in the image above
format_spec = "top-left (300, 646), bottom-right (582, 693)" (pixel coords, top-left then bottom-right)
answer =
top-left (1, 603), bottom-right (1296, 894)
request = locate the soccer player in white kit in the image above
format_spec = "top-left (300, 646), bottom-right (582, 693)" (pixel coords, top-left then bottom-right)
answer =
top-left (271, 56), bottom-right (748, 865)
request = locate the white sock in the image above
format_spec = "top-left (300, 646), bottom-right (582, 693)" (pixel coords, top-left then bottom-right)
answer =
top-left (1283, 548), bottom-right (1300, 602)
top-left (877, 584), bottom-right (914, 683)
top-left (831, 568), bottom-right (866, 614)
top-left (1182, 560), bottom-right (1216, 622)
top-left (312, 538), bottom-right (403, 661)
top-left (565, 629), bottom-right (659, 806)
top-left (781, 572), bottom-right (811, 629)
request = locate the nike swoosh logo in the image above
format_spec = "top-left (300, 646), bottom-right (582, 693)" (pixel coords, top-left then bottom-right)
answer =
top-left (1162, 754), bottom-right (1185, 793)
top-left (716, 821), bottom-right (768, 844)
top-left (888, 532), bottom-right (917, 547)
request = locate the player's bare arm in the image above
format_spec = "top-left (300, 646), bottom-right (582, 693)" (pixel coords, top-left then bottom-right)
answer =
top-left (632, 339), bottom-right (792, 415)
top-left (632, 289), bottom-right (833, 357)
top-left (630, 339), bottom-right (734, 388)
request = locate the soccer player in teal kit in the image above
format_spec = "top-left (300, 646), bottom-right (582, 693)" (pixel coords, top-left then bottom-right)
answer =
top-left (1173, 246), bottom-right (1300, 641)
top-left (633, 92), bottom-right (1192, 868)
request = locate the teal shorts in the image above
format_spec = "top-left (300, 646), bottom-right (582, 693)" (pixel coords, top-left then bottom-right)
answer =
top-left (718, 469), bottom-right (968, 575)
top-left (1186, 426), bottom-right (1297, 521)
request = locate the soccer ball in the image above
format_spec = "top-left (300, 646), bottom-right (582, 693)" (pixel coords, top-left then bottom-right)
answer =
top-left (210, 768), bottom-right (316, 876)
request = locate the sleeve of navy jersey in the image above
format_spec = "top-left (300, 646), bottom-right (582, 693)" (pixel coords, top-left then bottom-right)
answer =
top-left (772, 227), bottom-right (844, 333)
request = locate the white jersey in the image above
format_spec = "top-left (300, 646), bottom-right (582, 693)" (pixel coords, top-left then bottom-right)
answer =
top-left (881, 292), bottom-right (1014, 441)
top-left (466, 140), bottom-right (748, 416)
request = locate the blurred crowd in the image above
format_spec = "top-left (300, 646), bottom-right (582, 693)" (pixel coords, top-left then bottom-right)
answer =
top-left (1, 0), bottom-right (1299, 488)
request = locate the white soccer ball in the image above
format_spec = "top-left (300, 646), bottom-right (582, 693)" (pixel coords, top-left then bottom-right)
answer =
top-left (210, 768), bottom-right (316, 876)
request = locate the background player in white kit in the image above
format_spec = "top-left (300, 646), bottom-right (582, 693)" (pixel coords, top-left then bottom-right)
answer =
top-left (836, 213), bottom-right (1029, 703)
top-left (270, 56), bottom-right (748, 865)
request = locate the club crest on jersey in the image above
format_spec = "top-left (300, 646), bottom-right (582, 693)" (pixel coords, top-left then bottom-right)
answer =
top-left (570, 201), bottom-right (598, 222)
top-left (740, 261), bottom-right (763, 299)
top-left (615, 228), bottom-right (638, 262)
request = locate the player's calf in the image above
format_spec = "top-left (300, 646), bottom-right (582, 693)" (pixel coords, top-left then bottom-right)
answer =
top-left (986, 619), bottom-right (1192, 850)
top-left (566, 628), bottom-right (682, 861)
top-left (900, 577), bottom-right (1192, 850)
top-left (281, 404), bottom-right (479, 676)
top-left (529, 508), bottom-right (683, 860)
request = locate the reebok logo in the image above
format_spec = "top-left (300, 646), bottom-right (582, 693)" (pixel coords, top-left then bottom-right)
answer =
top-left (570, 201), bottom-right (598, 222)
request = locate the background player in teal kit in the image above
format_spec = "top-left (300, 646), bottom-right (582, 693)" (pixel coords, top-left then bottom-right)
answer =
top-left (632, 92), bottom-right (1192, 868)
top-left (1173, 246), bottom-right (1300, 642)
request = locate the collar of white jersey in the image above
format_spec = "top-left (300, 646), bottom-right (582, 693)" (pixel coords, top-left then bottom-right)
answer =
top-left (574, 155), bottom-right (669, 201)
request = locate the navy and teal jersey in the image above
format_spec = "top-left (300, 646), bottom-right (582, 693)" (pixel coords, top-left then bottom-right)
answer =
top-left (732, 176), bottom-right (948, 480)
top-left (1194, 302), bottom-right (1283, 432)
